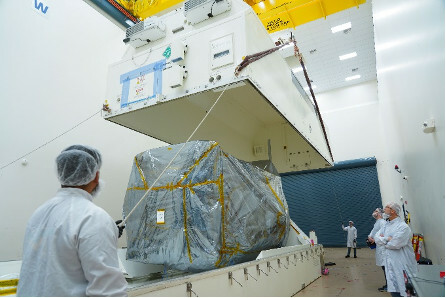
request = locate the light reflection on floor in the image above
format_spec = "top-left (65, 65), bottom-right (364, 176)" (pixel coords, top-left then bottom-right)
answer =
top-left (294, 247), bottom-right (391, 297)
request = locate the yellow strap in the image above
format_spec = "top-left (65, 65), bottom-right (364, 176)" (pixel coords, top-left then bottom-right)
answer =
top-left (0, 279), bottom-right (18, 287)
top-left (220, 243), bottom-right (249, 256)
top-left (216, 244), bottom-right (253, 267)
top-left (186, 182), bottom-right (196, 195)
top-left (218, 174), bottom-right (225, 245)
top-left (276, 212), bottom-right (286, 239)
top-left (0, 288), bottom-right (17, 296)
top-left (0, 278), bottom-right (19, 296)
top-left (129, 143), bottom-right (220, 191)
top-left (215, 174), bottom-right (228, 267)
top-left (135, 156), bottom-right (148, 189)
top-left (265, 177), bottom-right (287, 241)
top-left (182, 188), bottom-right (193, 263)
top-left (178, 142), bottom-right (219, 184)
top-left (127, 186), bottom-right (148, 191)
top-left (128, 179), bottom-right (220, 192)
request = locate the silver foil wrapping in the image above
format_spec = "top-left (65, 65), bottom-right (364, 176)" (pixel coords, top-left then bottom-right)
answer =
top-left (123, 141), bottom-right (289, 271)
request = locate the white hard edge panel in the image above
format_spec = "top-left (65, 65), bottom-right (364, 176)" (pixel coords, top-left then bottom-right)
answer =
top-left (127, 245), bottom-right (323, 296)
top-left (103, 0), bottom-right (332, 172)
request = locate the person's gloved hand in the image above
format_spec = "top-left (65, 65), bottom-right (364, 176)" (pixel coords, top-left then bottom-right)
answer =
top-left (115, 220), bottom-right (125, 238)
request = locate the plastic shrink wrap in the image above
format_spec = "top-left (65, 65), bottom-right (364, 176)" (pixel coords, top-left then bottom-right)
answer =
top-left (123, 141), bottom-right (290, 271)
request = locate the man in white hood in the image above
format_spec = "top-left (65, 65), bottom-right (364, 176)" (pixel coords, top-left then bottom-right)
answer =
top-left (17, 145), bottom-right (127, 296)
top-left (375, 202), bottom-right (417, 297)
top-left (368, 208), bottom-right (387, 292)
top-left (342, 220), bottom-right (357, 258)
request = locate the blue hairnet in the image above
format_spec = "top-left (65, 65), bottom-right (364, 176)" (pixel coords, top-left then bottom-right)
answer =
top-left (56, 145), bottom-right (102, 186)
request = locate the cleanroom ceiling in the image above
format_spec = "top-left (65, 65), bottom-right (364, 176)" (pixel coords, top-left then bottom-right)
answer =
top-left (270, 0), bottom-right (376, 95)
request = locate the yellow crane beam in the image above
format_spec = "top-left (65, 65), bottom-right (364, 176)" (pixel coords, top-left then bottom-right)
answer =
top-left (252, 0), bottom-right (366, 33)
top-left (115, 0), bottom-right (184, 20)
top-left (114, 0), bottom-right (365, 32)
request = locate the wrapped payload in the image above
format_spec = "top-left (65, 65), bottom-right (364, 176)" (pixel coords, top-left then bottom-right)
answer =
top-left (123, 140), bottom-right (289, 271)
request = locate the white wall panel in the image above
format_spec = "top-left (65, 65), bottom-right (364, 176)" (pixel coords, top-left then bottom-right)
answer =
top-left (372, 0), bottom-right (444, 264)
top-left (317, 80), bottom-right (381, 162)
top-left (0, 0), bottom-right (164, 261)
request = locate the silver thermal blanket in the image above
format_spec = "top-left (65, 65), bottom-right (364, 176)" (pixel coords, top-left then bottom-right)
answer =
top-left (123, 141), bottom-right (289, 271)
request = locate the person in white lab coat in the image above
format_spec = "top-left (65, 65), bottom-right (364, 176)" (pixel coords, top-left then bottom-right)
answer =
top-left (368, 208), bottom-right (387, 292)
top-left (342, 220), bottom-right (357, 258)
top-left (375, 202), bottom-right (417, 297)
top-left (17, 145), bottom-right (128, 297)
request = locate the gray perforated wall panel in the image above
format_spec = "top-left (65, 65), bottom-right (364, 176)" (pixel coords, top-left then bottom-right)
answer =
top-left (281, 158), bottom-right (383, 247)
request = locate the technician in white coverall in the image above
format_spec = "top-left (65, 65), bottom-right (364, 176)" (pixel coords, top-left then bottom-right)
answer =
top-left (368, 208), bottom-right (387, 292)
top-left (375, 202), bottom-right (417, 297)
top-left (342, 220), bottom-right (357, 258)
top-left (17, 145), bottom-right (127, 297)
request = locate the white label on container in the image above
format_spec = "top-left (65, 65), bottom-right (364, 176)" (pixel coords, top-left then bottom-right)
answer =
top-left (157, 209), bottom-right (165, 224)
top-left (128, 73), bottom-right (154, 103)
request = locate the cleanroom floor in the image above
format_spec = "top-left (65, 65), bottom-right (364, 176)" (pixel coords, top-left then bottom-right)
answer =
top-left (293, 247), bottom-right (391, 297)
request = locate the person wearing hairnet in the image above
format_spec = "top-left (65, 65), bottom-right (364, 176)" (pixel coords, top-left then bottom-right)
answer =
top-left (368, 208), bottom-right (387, 292)
top-left (374, 202), bottom-right (417, 297)
top-left (17, 145), bottom-right (127, 297)
top-left (342, 220), bottom-right (357, 258)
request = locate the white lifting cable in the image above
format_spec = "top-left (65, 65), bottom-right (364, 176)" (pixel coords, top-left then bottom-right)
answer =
top-left (0, 110), bottom-right (101, 171)
top-left (120, 78), bottom-right (234, 227)
top-left (330, 175), bottom-right (347, 241)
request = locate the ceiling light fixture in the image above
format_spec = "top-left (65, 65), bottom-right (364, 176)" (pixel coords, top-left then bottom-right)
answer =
top-left (292, 67), bottom-right (303, 73)
top-left (339, 52), bottom-right (357, 60)
top-left (331, 22), bottom-right (352, 33)
top-left (345, 75), bottom-right (361, 81)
